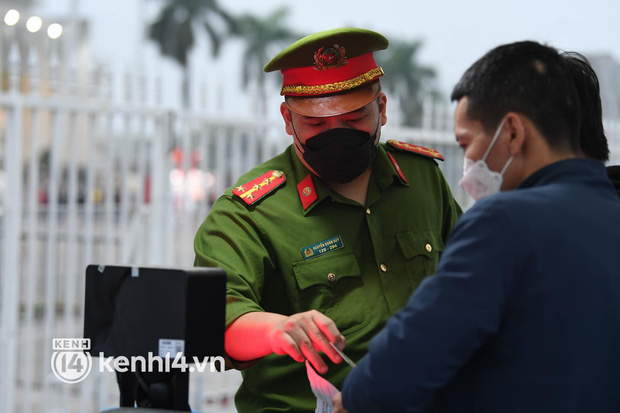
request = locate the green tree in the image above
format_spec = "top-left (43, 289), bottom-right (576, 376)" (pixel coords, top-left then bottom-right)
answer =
top-left (148, 0), bottom-right (236, 108)
top-left (377, 39), bottom-right (439, 127)
top-left (232, 7), bottom-right (301, 116)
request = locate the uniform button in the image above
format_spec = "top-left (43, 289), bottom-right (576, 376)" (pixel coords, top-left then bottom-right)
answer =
top-left (425, 244), bottom-right (432, 253)
top-left (380, 264), bottom-right (387, 272)
top-left (327, 273), bottom-right (336, 282)
top-left (366, 208), bottom-right (371, 215)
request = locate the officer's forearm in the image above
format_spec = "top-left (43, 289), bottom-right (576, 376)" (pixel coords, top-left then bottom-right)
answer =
top-left (225, 311), bottom-right (286, 361)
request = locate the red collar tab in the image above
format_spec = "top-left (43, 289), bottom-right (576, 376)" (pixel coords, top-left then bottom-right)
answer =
top-left (232, 170), bottom-right (286, 206)
top-left (386, 139), bottom-right (445, 161)
top-left (387, 152), bottom-right (408, 184)
top-left (297, 174), bottom-right (318, 210)
top-left (281, 52), bottom-right (384, 96)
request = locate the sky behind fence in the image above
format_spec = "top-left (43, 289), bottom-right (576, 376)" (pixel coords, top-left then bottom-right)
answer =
top-left (32, 0), bottom-right (620, 118)
top-left (8, 0), bottom-right (620, 201)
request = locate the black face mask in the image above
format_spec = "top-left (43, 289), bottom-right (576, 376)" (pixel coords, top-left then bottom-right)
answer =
top-left (293, 122), bottom-right (380, 184)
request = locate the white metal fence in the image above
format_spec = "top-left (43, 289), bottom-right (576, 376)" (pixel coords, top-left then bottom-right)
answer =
top-left (1, 43), bottom-right (619, 413)
top-left (0, 43), bottom-right (292, 412)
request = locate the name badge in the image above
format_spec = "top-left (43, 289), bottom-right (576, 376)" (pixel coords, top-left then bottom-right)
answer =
top-left (300, 235), bottom-right (344, 260)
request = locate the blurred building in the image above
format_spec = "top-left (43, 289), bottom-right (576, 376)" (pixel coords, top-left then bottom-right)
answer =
top-left (588, 54), bottom-right (620, 121)
top-left (0, 0), bottom-right (36, 10)
top-left (586, 54), bottom-right (620, 164)
top-left (1, 0), bottom-right (92, 83)
top-left (0, 0), bottom-right (96, 195)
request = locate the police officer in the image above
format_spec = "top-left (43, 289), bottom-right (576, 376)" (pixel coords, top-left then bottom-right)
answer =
top-left (194, 27), bottom-right (462, 413)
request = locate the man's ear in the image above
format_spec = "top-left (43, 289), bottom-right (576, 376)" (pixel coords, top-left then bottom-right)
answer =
top-left (505, 112), bottom-right (525, 156)
top-left (378, 93), bottom-right (388, 126)
top-left (280, 103), bottom-right (294, 136)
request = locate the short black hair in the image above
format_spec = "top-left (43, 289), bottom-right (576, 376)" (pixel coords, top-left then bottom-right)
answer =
top-left (451, 41), bottom-right (581, 153)
top-left (561, 52), bottom-right (609, 162)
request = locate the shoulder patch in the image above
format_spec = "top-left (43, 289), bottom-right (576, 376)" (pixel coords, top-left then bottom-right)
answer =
top-left (232, 170), bottom-right (286, 206)
top-left (386, 139), bottom-right (444, 161)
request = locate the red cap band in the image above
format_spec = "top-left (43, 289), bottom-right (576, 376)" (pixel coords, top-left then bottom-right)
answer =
top-left (281, 53), bottom-right (383, 96)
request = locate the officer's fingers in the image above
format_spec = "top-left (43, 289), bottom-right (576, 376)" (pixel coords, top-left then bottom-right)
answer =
top-left (307, 322), bottom-right (342, 364)
top-left (280, 319), bottom-right (327, 370)
top-left (299, 337), bottom-right (328, 374)
top-left (313, 312), bottom-right (346, 351)
top-left (270, 327), bottom-right (305, 362)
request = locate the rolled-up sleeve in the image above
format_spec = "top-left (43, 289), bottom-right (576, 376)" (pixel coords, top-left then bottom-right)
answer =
top-left (194, 195), bottom-right (274, 328)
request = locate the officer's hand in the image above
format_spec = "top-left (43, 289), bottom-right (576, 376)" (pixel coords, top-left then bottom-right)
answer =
top-left (268, 309), bottom-right (345, 373)
top-left (332, 392), bottom-right (348, 413)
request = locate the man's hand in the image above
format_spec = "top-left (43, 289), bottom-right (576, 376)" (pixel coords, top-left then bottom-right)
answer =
top-left (225, 310), bottom-right (346, 373)
top-left (333, 392), bottom-right (348, 413)
top-left (269, 310), bottom-right (345, 374)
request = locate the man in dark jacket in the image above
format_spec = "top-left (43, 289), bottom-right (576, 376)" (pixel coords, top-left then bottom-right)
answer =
top-left (335, 40), bottom-right (620, 413)
top-left (608, 165), bottom-right (620, 196)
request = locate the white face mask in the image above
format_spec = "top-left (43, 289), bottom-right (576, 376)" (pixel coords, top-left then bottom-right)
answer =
top-left (458, 118), bottom-right (514, 201)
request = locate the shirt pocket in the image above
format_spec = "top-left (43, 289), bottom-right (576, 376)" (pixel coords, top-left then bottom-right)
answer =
top-left (396, 229), bottom-right (444, 290)
top-left (291, 251), bottom-right (370, 336)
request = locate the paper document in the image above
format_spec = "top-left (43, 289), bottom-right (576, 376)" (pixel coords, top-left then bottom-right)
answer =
top-left (306, 360), bottom-right (340, 413)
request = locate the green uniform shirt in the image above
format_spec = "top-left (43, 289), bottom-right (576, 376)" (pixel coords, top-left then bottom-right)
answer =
top-left (194, 142), bottom-right (462, 413)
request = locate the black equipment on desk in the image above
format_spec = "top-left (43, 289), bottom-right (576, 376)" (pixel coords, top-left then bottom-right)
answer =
top-left (83, 265), bottom-right (226, 411)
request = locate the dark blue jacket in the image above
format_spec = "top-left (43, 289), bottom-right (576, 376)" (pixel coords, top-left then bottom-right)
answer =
top-left (342, 159), bottom-right (620, 413)
top-left (608, 165), bottom-right (620, 197)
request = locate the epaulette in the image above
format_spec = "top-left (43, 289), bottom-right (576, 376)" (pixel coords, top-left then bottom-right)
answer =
top-left (386, 139), bottom-right (444, 161)
top-left (232, 170), bottom-right (286, 206)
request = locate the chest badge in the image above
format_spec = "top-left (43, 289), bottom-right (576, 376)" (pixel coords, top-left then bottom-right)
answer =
top-left (301, 235), bottom-right (344, 260)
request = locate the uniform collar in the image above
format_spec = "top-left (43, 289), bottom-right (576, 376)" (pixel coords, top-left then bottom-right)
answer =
top-left (290, 143), bottom-right (408, 215)
top-left (289, 146), bottom-right (332, 215)
top-left (373, 144), bottom-right (410, 188)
